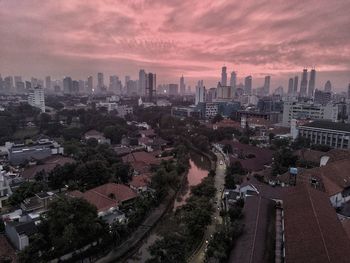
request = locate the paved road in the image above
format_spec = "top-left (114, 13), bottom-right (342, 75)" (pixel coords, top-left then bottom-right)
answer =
top-left (189, 153), bottom-right (226, 263)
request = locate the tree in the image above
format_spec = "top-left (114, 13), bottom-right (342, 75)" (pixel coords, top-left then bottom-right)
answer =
top-left (222, 144), bottom-right (233, 154)
top-left (74, 160), bottom-right (111, 190)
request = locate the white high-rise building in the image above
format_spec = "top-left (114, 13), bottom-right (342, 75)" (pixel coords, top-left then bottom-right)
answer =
top-left (195, 80), bottom-right (205, 105)
top-left (230, 71), bottom-right (237, 97)
top-left (28, 86), bottom-right (45, 112)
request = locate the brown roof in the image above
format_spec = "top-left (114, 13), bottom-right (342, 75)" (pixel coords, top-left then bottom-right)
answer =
top-left (283, 185), bottom-right (350, 263)
top-left (21, 156), bottom-right (75, 180)
top-left (139, 129), bottom-right (156, 137)
top-left (85, 130), bottom-right (103, 137)
top-left (69, 189), bottom-right (118, 213)
top-left (92, 183), bottom-right (137, 203)
top-left (294, 149), bottom-right (325, 165)
top-left (122, 151), bottom-right (172, 173)
top-left (130, 175), bottom-right (151, 188)
top-left (0, 235), bottom-right (16, 262)
top-left (224, 141), bottom-right (273, 171)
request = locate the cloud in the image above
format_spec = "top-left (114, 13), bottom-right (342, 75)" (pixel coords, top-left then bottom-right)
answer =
top-left (0, 0), bottom-right (349, 89)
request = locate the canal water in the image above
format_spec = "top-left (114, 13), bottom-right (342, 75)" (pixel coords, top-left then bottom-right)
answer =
top-left (126, 153), bottom-right (210, 262)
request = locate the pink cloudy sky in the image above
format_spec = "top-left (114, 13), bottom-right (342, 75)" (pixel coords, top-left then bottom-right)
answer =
top-left (0, 0), bottom-right (350, 91)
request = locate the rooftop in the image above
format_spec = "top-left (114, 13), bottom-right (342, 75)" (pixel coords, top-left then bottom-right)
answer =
top-left (300, 120), bottom-right (350, 132)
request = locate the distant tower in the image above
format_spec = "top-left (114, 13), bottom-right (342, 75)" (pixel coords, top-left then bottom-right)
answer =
top-left (264, 76), bottom-right (271, 95)
top-left (87, 76), bottom-right (93, 93)
top-left (63, 76), bottom-right (72, 94)
top-left (180, 75), bottom-right (186, 95)
top-left (324, 80), bottom-right (332, 92)
top-left (195, 80), bottom-right (205, 105)
top-left (293, 76), bottom-right (298, 95)
top-left (288, 78), bottom-right (294, 95)
top-left (348, 83), bottom-right (350, 100)
top-left (308, 69), bottom-right (316, 97)
top-left (138, 69), bottom-right (146, 96)
top-left (230, 71), bottom-right (237, 98)
top-left (97, 72), bottom-right (104, 92)
top-left (300, 69), bottom-right (308, 97)
top-left (45, 76), bottom-right (51, 90)
top-left (28, 86), bottom-right (45, 112)
top-left (221, 66), bottom-right (227, 86)
top-left (244, 76), bottom-right (252, 95)
top-left (146, 73), bottom-right (156, 102)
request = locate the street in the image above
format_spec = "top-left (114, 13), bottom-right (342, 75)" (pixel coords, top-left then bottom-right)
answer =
top-left (189, 152), bottom-right (226, 263)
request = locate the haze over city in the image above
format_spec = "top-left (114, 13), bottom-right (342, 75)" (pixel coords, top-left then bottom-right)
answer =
top-left (1, 0), bottom-right (350, 90)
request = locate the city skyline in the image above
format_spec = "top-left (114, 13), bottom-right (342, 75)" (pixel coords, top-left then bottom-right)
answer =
top-left (1, 0), bottom-right (350, 90)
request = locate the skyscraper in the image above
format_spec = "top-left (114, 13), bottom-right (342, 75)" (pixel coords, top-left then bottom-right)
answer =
top-left (97, 72), bottom-right (104, 92)
top-left (300, 69), bottom-right (308, 97)
top-left (0, 75), bottom-right (3, 93)
top-left (195, 80), bottom-right (205, 105)
top-left (87, 76), bottom-right (93, 93)
top-left (45, 76), bottom-right (51, 90)
top-left (293, 76), bottom-right (298, 94)
top-left (110, 75), bottom-right (122, 95)
top-left (230, 71), bottom-right (237, 97)
top-left (146, 73), bottom-right (156, 102)
top-left (264, 75), bottom-right (271, 95)
top-left (288, 78), bottom-right (294, 94)
top-left (63, 76), bottom-right (72, 94)
top-left (308, 69), bottom-right (316, 97)
top-left (139, 69), bottom-right (146, 96)
top-left (180, 75), bottom-right (185, 95)
top-left (324, 80), bottom-right (332, 92)
top-left (28, 86), bottom-right (45, 112)
top-left (221, 66), bottom-right (227, 86)
top-left (244, 76), bottom-right (252, 95)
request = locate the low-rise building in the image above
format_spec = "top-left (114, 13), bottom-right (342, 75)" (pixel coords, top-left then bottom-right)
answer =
top-left (298, 120), bottom-right (350, 149)
top-left (5, 220), bottom-right (38, 251)
top-left (84, 130), bottom-right (111, 144)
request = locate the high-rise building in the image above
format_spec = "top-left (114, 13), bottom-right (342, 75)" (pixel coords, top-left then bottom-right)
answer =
top-left (87, 76), bottom-right (93, 93)
top-left (45, 76), bottom-right (51, 91)
top-left (244, 76), bottom-right (252, 95)
top-left (78, 80), bottom-right (85, 94)
top-left (28, 86), bottom-right (45, 112)
top-left (308, 69), bottom-right (316, 97)
top-left (0, 75), bottom-right (3, 93)
top-left (221, 66), bottom-right (227, 86)
top-left (146, 73), bottom-right (156, 102)
top-left (63, 76), bottom-right (72, 94)
top-left (139, 70), bottom-right (146, 96)
top-left (293, 76), bottom-right (298, 94)
top-left (274, 86), bottom-right (284, 96)
top-left (4, 76), bottom-right (13, 93)
top-left (168, 84), bottom-right (179, 95)
top-left (25, 81), bottom-right (32, 91)
top-left (300, 69), bottom-right (308, 97)
top-left (72, 80), bottom-right (79, 94)
top-left (264, 76), bottom-right (271, 95)
top-left (180, 75), bottom-right (185, 95)
top-left (230, 71), bottom-right (237, 97)
top-left (109, 75), bottom-right (122, 95)
top-left (314, 89), bottom-right (331, 106)
top-left (97, 72), bottom-right (104, 92)
top-left (348, 83), bottom-right (350, 100)
top-left (195, 80), bottom-right (205, 105)
top-left (31, 78), bottom-right (38, 88)
top-left (288, 78), bottom-right (294, 94)
top-left (324, 80), bottom-right (332, 92)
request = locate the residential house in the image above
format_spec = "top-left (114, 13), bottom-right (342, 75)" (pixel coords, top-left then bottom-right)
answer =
top-left (5, 220), bottom-right (38, 251)
top-left (84, 130), bottom-right (111, 144)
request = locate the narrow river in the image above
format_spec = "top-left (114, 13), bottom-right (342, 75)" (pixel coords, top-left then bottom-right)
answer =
top-left (126, 153), bottom-right (210, 262)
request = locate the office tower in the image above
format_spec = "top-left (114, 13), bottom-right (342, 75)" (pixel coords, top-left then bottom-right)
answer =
top-left (244, 76), bottom-right (252, 95)
top-left (180, 75), bottom-right (185, 95)
top-left (72, 80), bottom-right (79, 94)
top-left (293, 76), bottom-right (298, 94)
top-left (14, 76), bottom-right (23, 94)
top-left (25, 81), bottom-right (32, 91)
top-left (0, 75), bottom-right (3, 93)
top-left (288, 78), bottom-right (294, 94)
top-left (264, 75), bottom-right (271, 95)
top-left (207, 88), bottom-right (217, 102)
top-left (348, 84), bottom-right (350, 100)
top-left (78, 80), bottom-right (85, 94)
top-left (28, 86), bottom-right (45, 112)
top-left (138, 70), bottom-right (146, 96)
top-left (126, 79), bottom-right (137, 95)
top-left (274, 86), bottom-right (284, 96)
top-left (221, 66), bottom-right (227, 86)
top-left (230, 71), bottom-right (237, 90)
top-left (45, 76), bottom-right (51, 90)
top-left (97, 72), bottom-right (104, 92)
top-left (14, 76), bottom-right (22, 84)
top-left (87, 76), bottom-right (93, 93)
top-left (168, 84), bottom-right (179, 95)
top-left (300, 69), bottom-right (308, 96)
top-left (195, 80), bottom-right (205, 105)
top-left (4, 76), bottom-right (13, 93)
top-left (146, 73), bottom-right (156, 102)
top-left (324, 80), bottom-right (332, 92)
top-left (314, 89), bottom-right (331, 105)
top-left (308, 69), bottom-right (316, 97)
top-left (109, 75), bottom-right (122, 95)
top-left (31, 77), bottom-right (38, 88)
top-left (63, 76), bottom-right (72, 94)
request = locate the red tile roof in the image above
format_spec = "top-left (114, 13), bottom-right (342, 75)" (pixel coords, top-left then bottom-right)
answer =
top-left (283, 185), bottom-right (350, 263)
top-left (92, 183), bottom-right (138, 203)
top-left (130, 175), bottom-right (151, 188)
